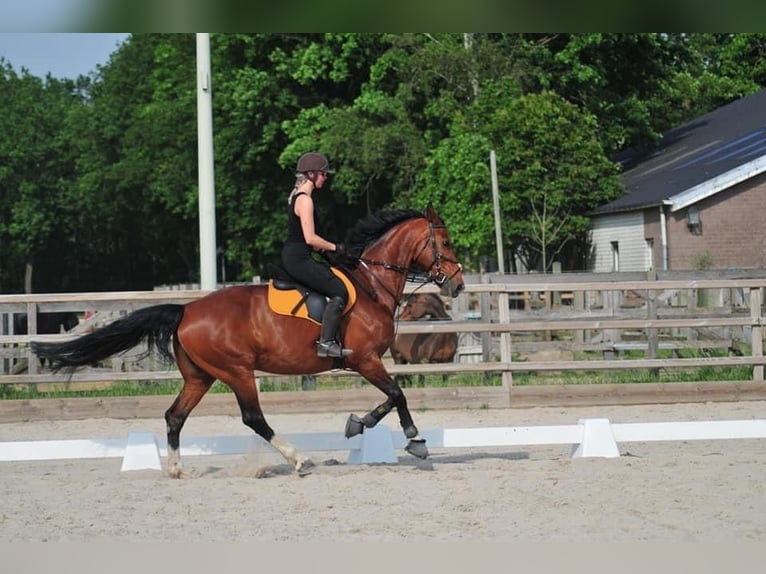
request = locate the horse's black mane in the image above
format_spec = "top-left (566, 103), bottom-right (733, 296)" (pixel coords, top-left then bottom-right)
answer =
top-left (344, 209), bottom-right (424, 257)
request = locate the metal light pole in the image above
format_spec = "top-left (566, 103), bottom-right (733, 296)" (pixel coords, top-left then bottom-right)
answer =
top-left (490, 150), bottom-right (512, 388)
top-left (490, 150), bottom-right (505, 273)
top-left (196, 33), bottom-right (217, 290)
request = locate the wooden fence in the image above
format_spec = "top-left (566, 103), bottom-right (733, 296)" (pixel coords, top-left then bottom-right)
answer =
top-left (2, 270), bottom-right (765, 400)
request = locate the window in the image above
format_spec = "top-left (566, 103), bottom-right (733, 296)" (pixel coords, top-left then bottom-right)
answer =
top-left (611, 241), bottom-right (619, 272)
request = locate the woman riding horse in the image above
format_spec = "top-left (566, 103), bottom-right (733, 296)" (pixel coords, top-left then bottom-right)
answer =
top-left (31, 204), bottom-right (464, 478)
top-left (281, 152), bottom-right (351, 358)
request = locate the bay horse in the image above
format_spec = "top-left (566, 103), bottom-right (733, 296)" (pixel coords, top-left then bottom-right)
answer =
top-left (31, 204), bottom-right (464, 478)
top-left (14, 312), bottom-right (79, 335)
top-left (391, 293), bottom-right (458, 387)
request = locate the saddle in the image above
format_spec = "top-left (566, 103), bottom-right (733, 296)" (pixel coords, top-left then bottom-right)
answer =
top-left (267, 264), bottom-right (356, 325)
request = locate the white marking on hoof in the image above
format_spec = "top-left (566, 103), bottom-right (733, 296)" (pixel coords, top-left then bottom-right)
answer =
top-left (167, 447), bottom-right (183, 478)
top-left (270, 435), bottom-right (313, 475)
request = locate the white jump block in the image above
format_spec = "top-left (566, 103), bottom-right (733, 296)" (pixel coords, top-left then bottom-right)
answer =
top-left (347, 424), bottom-right (398, 464)
top-left (427, 425), bottom-right (583, 448)
top-left (3, 417), bottom-right (765, 473)
top-left (120, 431), bottom-right (161, 471)
top-left (0, 438), bottom-right (125, 462)
top-left (571, 418), bottom-right (620, 458)
top-left (611, 419), bottom-right (766, 442)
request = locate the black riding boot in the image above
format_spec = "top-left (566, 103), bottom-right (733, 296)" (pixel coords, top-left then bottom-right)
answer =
top-left (317, 296), bottom-right (353, 358)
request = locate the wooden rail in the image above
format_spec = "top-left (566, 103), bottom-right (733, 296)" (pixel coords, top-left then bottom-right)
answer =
top-left (2, 381), bottom-right (766, 423)
top-left (2, 272), bottom-right (765, 392)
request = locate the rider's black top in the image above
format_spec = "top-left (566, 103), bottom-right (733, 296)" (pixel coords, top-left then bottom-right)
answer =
top-left (280, 192), bottom-right (348, 302)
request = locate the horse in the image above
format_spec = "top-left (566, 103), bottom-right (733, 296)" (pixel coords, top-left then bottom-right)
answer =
top-left (390, 293), bottom-right (458, 387)
top-left (13, 312), bottom-right (79, 335)
top-left (31, 204), bottom-right (465, 478)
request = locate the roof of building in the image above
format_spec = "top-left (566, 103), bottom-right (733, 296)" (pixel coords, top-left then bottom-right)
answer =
top-left (593, 87), bottom-right (766, 215)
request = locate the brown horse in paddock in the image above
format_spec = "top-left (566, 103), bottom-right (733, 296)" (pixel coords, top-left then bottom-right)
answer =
top-left (13, 311), bottom-right (79, 335)
top-left (31, 204), bottom-right (464, 478)
top-left (390, 293), bottom-right (458, 387)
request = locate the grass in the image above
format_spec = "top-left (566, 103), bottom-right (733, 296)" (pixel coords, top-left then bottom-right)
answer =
top-left (511, 347), bottom-right (753, 386)
top-left (0, 347), bottom-right (755, 400)
top-left (0, 379), bottom-right (230, 400)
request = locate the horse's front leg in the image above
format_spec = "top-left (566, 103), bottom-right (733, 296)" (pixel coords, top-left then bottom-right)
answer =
top-left (345, 361), bottom-right (429, 459)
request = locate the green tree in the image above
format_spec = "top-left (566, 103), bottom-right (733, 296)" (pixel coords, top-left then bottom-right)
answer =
top-left (65, 34), bottom-right (199, 290)
top-left (654, 34), bottom-right (763, 131)
top-left (527, 33), bottom-right (679, 154)
top-left (214, 33), bottom-right (386, 279)
top-left (210, 33), bottom-right (300, 280)
top-left (485, 92), bottom-right (622, 272)
top-left (408, 91), bottom-right (622, 272)
top-left (394, 130), bottom-right (494, 269)
top-left (0, 63), bottom-right (81, 292)
top-left (5, 33), bottom-right (763, 291)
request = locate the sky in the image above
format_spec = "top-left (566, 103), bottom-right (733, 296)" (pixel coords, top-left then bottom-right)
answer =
top-left (0, 33), bottom-right (129, 79)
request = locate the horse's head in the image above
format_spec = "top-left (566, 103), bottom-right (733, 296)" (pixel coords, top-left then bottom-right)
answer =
top-left (411, 203), bottom-right (465, 298)
top-left (345, 204), bottom-right (465, 302)
top-left (400, 293), bottom-right (449, 321)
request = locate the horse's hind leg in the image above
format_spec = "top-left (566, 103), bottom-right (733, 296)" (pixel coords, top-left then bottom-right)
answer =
top-left (228, 371), bottom-right (314, 476)
top-left (165, 351), bottom-right (215, 478)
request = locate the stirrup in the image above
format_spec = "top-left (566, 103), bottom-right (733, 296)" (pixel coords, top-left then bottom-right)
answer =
top-left (317, 340), bottom-right (353, 358)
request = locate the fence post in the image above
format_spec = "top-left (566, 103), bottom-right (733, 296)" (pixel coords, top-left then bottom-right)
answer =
top-left (646, 270), bottom-right (659, 376)
top-left (26, 302), bottom-right (38, 376)
top-left (1, 311), bottom-right (16, 376)
top-left (479, 267), bottom-right (492, 366)
top-left (603, 286), bottom-right (619, 344)
top-left (750, 287), bottom-right (764, 382)
top-left (498, 289), bottom-right (513, 391)
top-left (551, 262), bottom-right (562, 307)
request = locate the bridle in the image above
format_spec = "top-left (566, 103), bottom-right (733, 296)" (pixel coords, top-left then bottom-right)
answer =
top-left (410, 221), bottom-right (463, 287)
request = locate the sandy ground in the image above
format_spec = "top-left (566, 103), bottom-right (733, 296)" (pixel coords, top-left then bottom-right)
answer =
top-left (1, 400), bottom-right (766, 543)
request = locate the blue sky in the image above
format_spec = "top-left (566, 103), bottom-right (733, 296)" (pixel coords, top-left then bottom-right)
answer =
top-left (0, 33), bottom-right (129, 79)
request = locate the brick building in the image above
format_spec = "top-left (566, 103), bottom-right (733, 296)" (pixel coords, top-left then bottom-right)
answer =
top-left (589, 88), bottom-right (766, 272)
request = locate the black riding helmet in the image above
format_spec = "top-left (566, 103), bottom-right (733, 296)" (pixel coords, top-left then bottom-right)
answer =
top-left (296, 152), bottom-right (334, 174)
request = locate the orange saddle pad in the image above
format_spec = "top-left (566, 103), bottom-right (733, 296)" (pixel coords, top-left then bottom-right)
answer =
top-left (267, 267), bottom-right (356, 325)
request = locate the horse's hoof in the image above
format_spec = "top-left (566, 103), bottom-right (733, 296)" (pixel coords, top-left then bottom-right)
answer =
top-left (345, 414), bottom-right (364, 438)
top-left (296, 459), bottom-right (315, 477)
top-left (405, 438), bottom-right (429, 459)
top-left (167, 465), bottom-right (183, 479)
top-left (254, 466), bottom-right (271, 479)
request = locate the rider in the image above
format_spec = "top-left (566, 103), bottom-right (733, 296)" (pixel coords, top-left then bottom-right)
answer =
top-left (281, 152), bottom-right (352, 358)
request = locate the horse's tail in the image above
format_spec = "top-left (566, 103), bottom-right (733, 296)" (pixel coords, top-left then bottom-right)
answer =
top-left (30, 304), bottom-right (185, 373)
